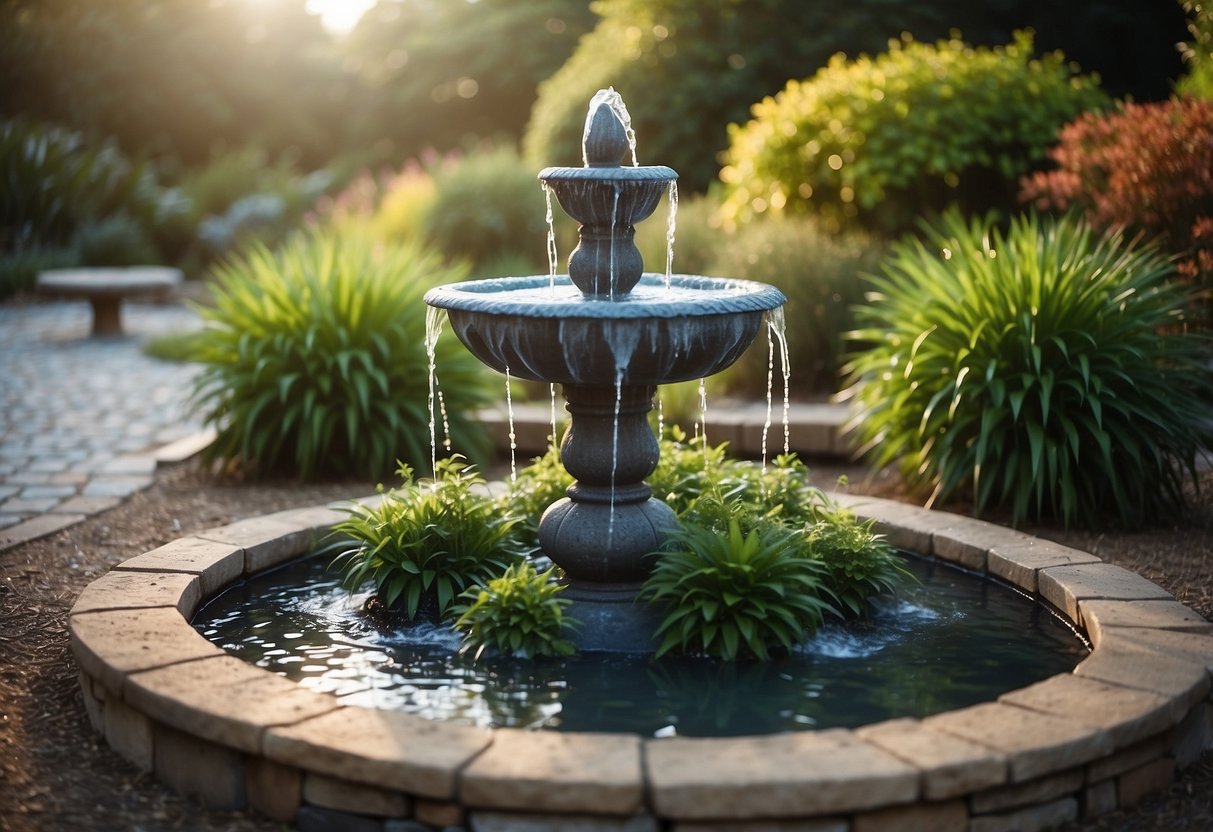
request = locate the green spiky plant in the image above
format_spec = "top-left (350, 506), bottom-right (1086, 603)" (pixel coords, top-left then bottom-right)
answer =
top-left (453, 562), bottom-right (578, 659)
top-left (189, 230), bottom-right (493, 479)
top-left (640, 518), bottom-right (835, 660)
top-left (843, 210), bottom-right (1213, 528)
top-left (329, 457), bottom-right (528, 620)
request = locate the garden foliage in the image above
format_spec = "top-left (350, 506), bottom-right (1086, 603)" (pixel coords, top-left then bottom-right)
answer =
top-left (1019, 96), bottom-right (1213, 313)
top-left (453, 562), bottom-right (577, 659)
top-left (1177, 0), bottom-right (1213, 98)
top-left (189, 230), bottom-right (493, 479)
top-left (330, 458), bottom-right (527, 621)
top-left (0, 118), bottom-right (174, 295)
top-left (331, 431), bottom-right (906, 661)
top-left (720, 32), bottom-right (1107, 235)
top-left (708, 215), bottom-right (882, 394)
top-left (843, 210), bottom-right (1213, 528)
top-left (641, 519), bottom-right (834, 660)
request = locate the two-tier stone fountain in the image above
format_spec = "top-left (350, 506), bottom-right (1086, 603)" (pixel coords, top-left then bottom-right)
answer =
top-left (425, 90), bottom-right (786, 650)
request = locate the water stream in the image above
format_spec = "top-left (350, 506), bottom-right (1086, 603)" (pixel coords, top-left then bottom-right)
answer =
top-left (424, 306), bottom-right (446, 478)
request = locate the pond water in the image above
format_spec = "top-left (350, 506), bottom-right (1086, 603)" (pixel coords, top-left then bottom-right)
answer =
top-left (193, 553), bottom-right (1088, 737)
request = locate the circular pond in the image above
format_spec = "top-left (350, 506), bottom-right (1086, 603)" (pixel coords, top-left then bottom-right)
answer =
top-left (193, 552), bottom-right (1088, 737)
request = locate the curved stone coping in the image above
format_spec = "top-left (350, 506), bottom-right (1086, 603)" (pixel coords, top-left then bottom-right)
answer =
top-left (69, 494), bottom-right (1213, 829)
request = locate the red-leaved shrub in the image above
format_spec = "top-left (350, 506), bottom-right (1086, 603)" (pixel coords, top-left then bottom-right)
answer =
top-left (1020, 96), bottom-right (1213, 310)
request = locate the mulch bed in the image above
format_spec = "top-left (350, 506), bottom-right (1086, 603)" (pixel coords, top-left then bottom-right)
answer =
top-left (1, 457), bottom-right (1210, 831)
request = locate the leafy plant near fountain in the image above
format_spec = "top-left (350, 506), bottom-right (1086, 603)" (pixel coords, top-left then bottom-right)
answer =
top-left (453, 562), bottom-right (578, 659)
top-left (844, 210), bottom-right (1213, 528)
top-left (188, 230), bottom-right (493, 479)
top-left (329, 457), bottom-right (528, 620)
top-left (641, 519), bottom-right (835, 660)
top-left (346, 429), bottom-right (908, 659)
top-left (719, 31), bottom-right (1107, 235)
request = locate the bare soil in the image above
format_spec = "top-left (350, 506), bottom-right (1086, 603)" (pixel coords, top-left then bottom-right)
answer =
top-left (0, 457), bottom-right (1210, 831)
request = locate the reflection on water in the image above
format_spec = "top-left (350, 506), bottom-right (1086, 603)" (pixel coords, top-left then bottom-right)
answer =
top-left (194, 553), bottom-right (1088, 737)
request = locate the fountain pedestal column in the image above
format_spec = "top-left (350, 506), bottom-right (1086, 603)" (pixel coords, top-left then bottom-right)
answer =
top-left (537, 383), bottom-right (678, 587)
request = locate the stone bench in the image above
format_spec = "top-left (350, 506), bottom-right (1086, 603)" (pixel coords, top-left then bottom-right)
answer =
top-left (36, 267), bottom-right (184, 337)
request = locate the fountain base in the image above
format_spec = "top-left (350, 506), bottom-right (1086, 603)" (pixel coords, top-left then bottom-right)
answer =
top-left (560, 581), bottom-right (665, 653)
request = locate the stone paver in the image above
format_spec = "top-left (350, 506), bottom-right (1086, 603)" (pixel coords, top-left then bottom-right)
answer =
top-left (264, 707), bottom-right (492, 799)
top-left (645, 729), bottom-right (918, 819)
top-left (0, 301), bottom-right (205, 550)
top-left (461, 729), bottom-right (644, 815)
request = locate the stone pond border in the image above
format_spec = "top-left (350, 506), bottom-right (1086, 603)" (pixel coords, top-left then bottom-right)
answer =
top-left (69, 494), bottom-right (1213, 832)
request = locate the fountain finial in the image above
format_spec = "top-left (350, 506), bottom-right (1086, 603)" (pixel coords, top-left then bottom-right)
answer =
top-left (583, 99), bottom-right (629, 167)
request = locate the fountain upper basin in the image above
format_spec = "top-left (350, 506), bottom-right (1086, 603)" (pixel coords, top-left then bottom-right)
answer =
top-left (424, 273), bottom-right (786, 386)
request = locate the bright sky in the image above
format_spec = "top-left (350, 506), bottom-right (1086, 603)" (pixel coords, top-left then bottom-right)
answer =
top-left (305, 0), bottom-right (377, 34)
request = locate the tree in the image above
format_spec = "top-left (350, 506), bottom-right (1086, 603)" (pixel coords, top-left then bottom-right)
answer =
top-left (0, 0), bottom-right (348, 165)
top-left (525, 0), bottom-right (1185, 193)
top-left (343, 0), bottom-right (596, 159)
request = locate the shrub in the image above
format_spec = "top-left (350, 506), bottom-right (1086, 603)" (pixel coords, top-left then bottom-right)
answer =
top-left (1019, 96), bottom-right (1213, 315)
top-left (453, 562), bottom-right (578, 659)
top-left (843, 210), bottom-right (1213, 528)
top-left (641, 518), bottom-right (834, 660)
top-left (189, 230), bottom-right (493, 479)
top-left (0, 246), bottom-right (78, 299)
top-left (421, 145), bottom-right (549, 273)
top-left (633, 192), bottom-right (722, 280)
top-left (709, 215), bottom-right (883, 395)
top-left (720, 32), bottom-right (1107, 236)
top-left (329, 458), bottom-right (528, 620)
top-left (0, 118), bottom-right (162, 254)
top-left (802, 507), bottom-right (909, 618)
top-left (73, 214), bottom-right (158, 266)
top-left (1178, 0), bottom-right (1213, 98)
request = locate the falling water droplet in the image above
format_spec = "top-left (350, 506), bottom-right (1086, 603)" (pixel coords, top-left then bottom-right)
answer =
top-left (664, 181), bottom-right (678, 291)
top-left (656, 393), bottom-right (664, 440)
top-left (437, 390), bottom-right (452, 452)
top-left (761, 317), bottom-right (775, 479)
top-left (505, 367), bottom-right (518, 482)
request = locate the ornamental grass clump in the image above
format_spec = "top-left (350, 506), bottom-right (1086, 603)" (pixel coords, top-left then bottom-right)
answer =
top-left (844, 210), bottom-right (1213, 529)
top-left (329, 457), bottom-right (528, 621)
top-left (453, 562), bottom-right (578, 659)
top-left (189, 230), bottom-right (493, 479)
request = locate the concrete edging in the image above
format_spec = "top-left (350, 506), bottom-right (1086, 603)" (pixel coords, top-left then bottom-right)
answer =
top-left (69, 495), bottom-right (1213, 832)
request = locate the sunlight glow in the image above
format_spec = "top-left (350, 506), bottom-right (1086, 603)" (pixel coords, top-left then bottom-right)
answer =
top-left (306, 0), bottom-right (376, 34)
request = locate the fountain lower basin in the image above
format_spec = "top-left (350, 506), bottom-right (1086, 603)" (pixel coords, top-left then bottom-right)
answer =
top-left (424, 273), bottom-right (786, 385)
top-left (192, 552), bottom-right (1088, 737)
top-left (69, 493), bottom-right (1213, 828)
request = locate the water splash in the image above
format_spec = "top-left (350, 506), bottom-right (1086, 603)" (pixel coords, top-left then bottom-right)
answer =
top-left (664, 181), bottom-right (678, 291)
top-left (504, 367), bottom-right (518, 482)
top-left (585, 87), bottom-right (638, 166)
top-left (542, 182), bottom-right (558, 292)
top-left (424, 306), bottom-right (446, 479)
